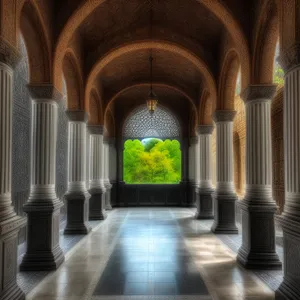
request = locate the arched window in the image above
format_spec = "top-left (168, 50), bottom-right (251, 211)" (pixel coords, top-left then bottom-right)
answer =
top-left (123, 105), bottom-right (180, 139)
top-left (123, 105), bottom-right (181, 184)
top-left (273, 41), bottom-right (284, 86)
top-left (235, 69), bottom-right (241, 96)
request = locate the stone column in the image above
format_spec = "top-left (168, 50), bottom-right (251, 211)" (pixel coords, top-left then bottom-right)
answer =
top-left (0, 39), bottom-right (26, 300)
top-left (211, 110), bottom-right (238, 233)
top-left (276, 48), bottom-right (300, 299)
top-left (195, 125), bottom-right (214, 219)
top-left (88, 126), bottom-right (107, 220)
top-left (63, 111), bottom-right (91, 235)
top-left (237, 85), bottom-right (281, 269)
top-left (104, 139), bottom-right (112, 210)
top-left (20, 85), bottom-right (64, 271)
top-left (189, 137), bottom-right (198, 206)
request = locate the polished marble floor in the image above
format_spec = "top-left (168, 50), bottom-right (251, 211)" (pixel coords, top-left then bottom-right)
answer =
top-left (26, 208), bottom-right (275, 300)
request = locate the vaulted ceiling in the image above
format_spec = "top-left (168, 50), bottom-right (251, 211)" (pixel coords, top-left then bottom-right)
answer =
top-left (34, 0), bottom-right (266, 134)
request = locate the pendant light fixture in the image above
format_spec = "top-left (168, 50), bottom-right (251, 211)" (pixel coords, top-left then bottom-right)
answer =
top-left (146, 0), bottom-right (158, 114)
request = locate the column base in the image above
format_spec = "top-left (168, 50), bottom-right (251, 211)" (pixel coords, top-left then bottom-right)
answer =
top-left (105, 189), bottom-right (112, 210)
top-left (63, 191), bottom-right (91, 235)
top-left (275, 216), bottom-right (300, 300)
top-left (237, 198), bottom-right (282, 269)
top-left (0, 215), bottom-right (26, 300)
top-left (20, 199), bottom-right (65, 271)
top-left (89, 189), bottom-right (107, 220)
top-left (195, 188), bottom-right (214, 219)
top-left (211, 191), bottom-right (238, 234)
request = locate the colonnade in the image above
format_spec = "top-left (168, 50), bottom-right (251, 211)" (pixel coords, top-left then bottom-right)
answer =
top-left (0, 42), bottom-right (116, 299)
top-left (1, 38), bottom-right (300, 300)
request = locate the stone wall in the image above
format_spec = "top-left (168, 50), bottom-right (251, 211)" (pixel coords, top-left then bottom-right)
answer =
top-left (271, 88), bottom-right (284, 213)
top-left (233, 95), bottom-right (246, 198)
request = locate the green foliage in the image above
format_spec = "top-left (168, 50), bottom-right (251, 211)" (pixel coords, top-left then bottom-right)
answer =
top-left (274, 63), bottom-right (284, 86)
top-left (123, 139), bottom-right (181, 184)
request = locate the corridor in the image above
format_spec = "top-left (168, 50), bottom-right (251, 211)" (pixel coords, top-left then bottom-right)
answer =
top-left (26, 208), bottom-right (274, 300)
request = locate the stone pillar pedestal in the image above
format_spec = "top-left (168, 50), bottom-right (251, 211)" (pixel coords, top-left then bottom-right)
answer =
top-left (64, 111), bottom-right (91, 235)
top-left (104, 140), bottom-right (112, 210)
top-left (20, 85), bottom-right (64, 271)
top-left (88, 126), bottom-right (107, 220)
top-left (211, 110), bottom-right (238, 234)
top-left (195, 125), bottom-right (214, 219)
top-left (0, 40), bottom-right (26, 300)
top-left (237, 85), bottom-right (281, 269)
top-left (276, 55), bottom-right (300, 299)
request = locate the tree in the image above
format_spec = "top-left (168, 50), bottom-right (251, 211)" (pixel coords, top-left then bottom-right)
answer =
top-left (123, 138), bottom-right (181, 184)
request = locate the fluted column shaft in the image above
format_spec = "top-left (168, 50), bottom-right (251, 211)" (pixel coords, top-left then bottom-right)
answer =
top-left (0, 63), bottom-right (15, 219)
top-left (0, 47), bottom-right (26, 300)
top-left (68, 122), bottom-right (87, 192)
top-left (195, 125), bottom-right (214, 219)
top-left (276, 58), bottom-right (300, 299)
top-left (63, 111), bottom-right (90, 235)
top-left (216, 121), bottom-right (234, 192)
top-left (21, 85), bottom-right (64, 271)
top-left (29, 100), bottom-right (58, 200)
top-left (237, 85), bottom-right (281, 269)
top-left (211, 110), bottom-right (238, 233)
top-left (88, 126), bottom-right (107, 220)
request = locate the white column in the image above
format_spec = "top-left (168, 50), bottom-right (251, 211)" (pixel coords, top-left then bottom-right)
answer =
top-left (0, 52), bottom-right (26, 299)
top-left (88, 126), bottom-right (107, 220)
top-left (211, 110), bottom-right (238, 233)
top-left (0, 62), bottom-right (16, 219)
top-left (195, 125), bottom-right (214, 219)
top-left (276, 50), bottom-right (300, 299)
top-left (21, 85), bottom-right (64, 271)
top-left (195, 137), bottom-right (200, 185)
top-left (64, 111), bottom-right (90, 234)
top-left (237, 85), bottom-right (281, 269)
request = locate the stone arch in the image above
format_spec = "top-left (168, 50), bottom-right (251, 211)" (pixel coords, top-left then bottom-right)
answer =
top-left (18, 1), bottom-right (51, 84)
top-left (123, 104), bottom-right (181, 139)
top-left (218, 49), bottom-right (240, 110)
top-left (87, 41), bottom-right (216, 115)
top-left (252, 0), bottom-right (279, 84)
top-left (62, 49), bottom-right (84, 110)
top-left (88, 88), bottom-right (104, 125)
top-left (104, 82), bottom-right (197, 126)
top-left (199, 89), bottom-right (213, 125)
top-left (53, 0), bottom-right (250, 93)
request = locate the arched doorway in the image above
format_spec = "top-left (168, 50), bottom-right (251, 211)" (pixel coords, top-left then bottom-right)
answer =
top-left (118, 105), bottom-right (185, 206)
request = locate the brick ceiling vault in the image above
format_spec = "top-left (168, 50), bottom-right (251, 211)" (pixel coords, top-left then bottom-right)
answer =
top-left (18, 0), bottom-right (263, 135)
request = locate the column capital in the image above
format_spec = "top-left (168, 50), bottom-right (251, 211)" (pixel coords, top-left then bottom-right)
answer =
top-left (241, 85), bottom-right (277, 103)
top-left (65, 110), bottom-right (88, 122)
top-left (190, 136), bottom-right (198, 145)
top-left (27, 84), bottom-right (63, 103)
top-left (197, 125), bottom-right (214, 135)
top-left (213, 110), bottom-right (236, 122)
top-left (0, 37), bottom-right (21, 69)
top-left (87, 125), bottom-right (104, 135)
top-left (278, 43), bottom-right (300, 73)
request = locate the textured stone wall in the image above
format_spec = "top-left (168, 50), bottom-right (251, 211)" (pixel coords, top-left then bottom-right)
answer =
top-left (233, 95), bottom-right (246, 198)
top-left (56, 96), bottom-right (68, 206)
top-left (12, 36), bottom-right (30, 244)
top-left (271, 88), bottom-right (284, 213)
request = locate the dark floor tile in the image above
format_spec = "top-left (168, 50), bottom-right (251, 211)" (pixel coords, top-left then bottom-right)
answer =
top-left (154, 282), bottom-right (177, 295)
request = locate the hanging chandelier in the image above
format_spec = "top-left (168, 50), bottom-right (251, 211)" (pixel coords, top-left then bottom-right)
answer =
top-left (146, 0), bottom-right (158, 114)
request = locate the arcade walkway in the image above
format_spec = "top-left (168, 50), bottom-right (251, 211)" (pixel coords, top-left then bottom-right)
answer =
top-left (26, 208), bottom-right (274, 300)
